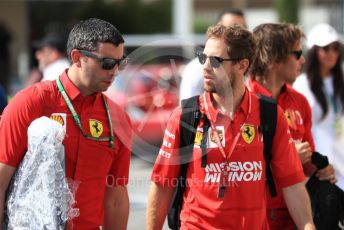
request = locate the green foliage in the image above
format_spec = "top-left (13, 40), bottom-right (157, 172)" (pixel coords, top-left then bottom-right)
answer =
top-left (29, 1), bottom-right (79, 38)
top-left (193, 19), bottom-right (210, 34)
top-left (29, 0), bottom-right (172, 37)
top-left (274, 0), bottom-right (299, 24)
top-left (76, 0), bottom-right (172, 34)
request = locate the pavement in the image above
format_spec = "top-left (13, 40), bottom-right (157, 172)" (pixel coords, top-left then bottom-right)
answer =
top-left (127, 156), bottom-right (169, 230)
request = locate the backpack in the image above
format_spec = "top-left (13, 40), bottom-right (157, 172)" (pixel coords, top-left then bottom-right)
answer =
top-left (167, 94), bottom-right (277, 230)
top-left (307, 152), bottom-right (344, 230)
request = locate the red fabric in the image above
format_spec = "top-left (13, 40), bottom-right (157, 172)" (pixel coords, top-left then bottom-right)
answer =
top-left (151, 89), bottom-right (304, 229)
top-left (266, 208), bottom-right (295, 230)
top-left (248, 79), bottom-right (314, 229)
top-left (0, 70), bottom-right (132, 229)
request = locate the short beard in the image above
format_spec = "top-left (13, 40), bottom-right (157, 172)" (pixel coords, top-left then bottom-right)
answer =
top-left (204, 83), bottom-right (216, 93)
top-left (204, 79), bottom-right (234, 97)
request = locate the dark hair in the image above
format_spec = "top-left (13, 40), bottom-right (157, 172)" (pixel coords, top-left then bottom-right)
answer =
top-left (206, 24), bottom-right (255, 74)
top-left (305, 46), bottom-right (344, 119)
top-left (217, 8), bottom-right (245, 22)
top-left (34, 33), bottom-right (67, 54)
top-left (250, 23), bottom-right (304, 77)
top-left (66, 18), bottom-right (124, 60)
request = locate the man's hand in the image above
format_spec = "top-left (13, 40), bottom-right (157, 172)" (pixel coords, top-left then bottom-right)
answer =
top-left (0, 163), bottom-right (16, 226)
top-left (316, 164), bottom-right (337, 184)
top-left (295, 142), bottom-right (312, 164)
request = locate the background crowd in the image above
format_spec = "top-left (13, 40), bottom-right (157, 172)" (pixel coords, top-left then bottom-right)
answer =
top-left (0, 1), bottom-right (344, 229)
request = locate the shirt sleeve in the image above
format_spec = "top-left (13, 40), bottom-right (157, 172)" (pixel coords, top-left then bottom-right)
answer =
top-left (0, 85), bottom-right (45, 167)
top-left (151, 107), bottom-right (183, 187)
top-left (270, 106), bottom-right (305, 188)
top-left (108, 112), bottom-right (132, 186)
top-left (301, 96), bottom-right (316, 152)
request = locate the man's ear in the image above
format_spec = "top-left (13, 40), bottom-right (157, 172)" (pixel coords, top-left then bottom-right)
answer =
top-left (238, 58), bottom-right (250, 74)
top-left (70, 49), bottom-right (82, 67)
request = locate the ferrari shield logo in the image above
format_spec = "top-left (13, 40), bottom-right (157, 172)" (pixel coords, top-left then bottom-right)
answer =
top-left (89, 119), bottom-right (103, 138)
top-left (241, 125), bottom-right (255, 144)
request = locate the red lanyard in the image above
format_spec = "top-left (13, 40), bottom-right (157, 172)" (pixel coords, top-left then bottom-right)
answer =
top-left (203, 92), bottom-right (252, 198)
top-left (203, 92), bottom-right (252, 161)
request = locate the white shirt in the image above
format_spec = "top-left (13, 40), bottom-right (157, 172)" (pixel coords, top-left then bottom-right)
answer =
top-left (42, 58), bottom-right (70, 81)
top-left (179, 58), bottom-right (204, 102)
top-left (293, 73), bottom-right (344, 189)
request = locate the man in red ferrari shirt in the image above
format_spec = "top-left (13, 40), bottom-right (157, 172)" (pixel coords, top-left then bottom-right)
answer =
top-left (248, 22), bottom-right (336, 230)
top-left (0, 18), bottom-right (132, 229)
top-left (147, 24), bottom-right (315, 230)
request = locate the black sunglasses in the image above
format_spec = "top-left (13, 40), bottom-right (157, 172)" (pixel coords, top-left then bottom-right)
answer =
top-left (79, 50), bottom-right (128, 70)
top-left (196, 52), bottom-right (241, 68)
top-left (290, 50), bottom-right (303, 60)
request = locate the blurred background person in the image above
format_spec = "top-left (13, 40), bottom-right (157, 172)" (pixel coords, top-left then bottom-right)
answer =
top-left (0, 23), bottom-right (11, 94)
top-left (26, 32), bottom-right (70, 85)
top-left (0, 83), bottom-right (7, 114)
top-left (293, 23), bottom-right (344, 190)
top-left (178, 8), bottom-right (247, 102)
top-left (126, 74), bottom-right (155, 120)
top-left (35, 32), bottom-right (70, 81)
top-left (24, 68), bottom-right (43, 88)
top-left (249, 22), bottom-right (338, 230)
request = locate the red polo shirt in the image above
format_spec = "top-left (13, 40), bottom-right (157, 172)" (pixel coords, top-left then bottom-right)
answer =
top-left (0, 70), bottom-right (132, 229)
top-left (248, 79), bottom-right (314, 229)
top-left (151, 89), bottom-right (304, 229)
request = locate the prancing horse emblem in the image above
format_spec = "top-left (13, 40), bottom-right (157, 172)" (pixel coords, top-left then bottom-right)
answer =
top-left (241, 125), bottom-right (255, 144)
top-left (89, 119), bottom-right (103, 138)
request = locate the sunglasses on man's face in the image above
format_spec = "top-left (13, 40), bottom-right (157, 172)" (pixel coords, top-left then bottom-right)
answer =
top-left (290, 50), bottom-right (303, 60)
top-left (196, 52), bottom-right (241, 68)
top-left (79, 50), bottom-right (129, 70)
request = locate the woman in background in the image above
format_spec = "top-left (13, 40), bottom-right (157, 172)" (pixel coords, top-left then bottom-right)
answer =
top-left (293, 23), bottom-right (344, 190)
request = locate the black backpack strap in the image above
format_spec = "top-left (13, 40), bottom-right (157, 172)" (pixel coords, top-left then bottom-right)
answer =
top-left (258, 94), bottom-right (278, 197)
top-left (200, 115), bottom-right (210, 168)
top-left (168, 95), bottom-right (201, 230)
top-left (179, 95), bottom-right (201, 192)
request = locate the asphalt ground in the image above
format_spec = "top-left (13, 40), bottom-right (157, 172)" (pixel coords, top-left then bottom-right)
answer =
top-left (127, 156), bottom-right (169, 229)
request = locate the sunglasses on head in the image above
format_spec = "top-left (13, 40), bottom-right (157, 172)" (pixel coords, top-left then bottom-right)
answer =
top-left (79, 50), bottom-right (129, 70)
top-left (290, 50), bottom-right (303, 60)
top-left (196, 52), bottom-right (241, 68)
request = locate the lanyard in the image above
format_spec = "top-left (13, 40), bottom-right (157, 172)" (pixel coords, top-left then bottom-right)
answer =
top-left (56, 77), bottom-right (114, 148)
top-left (203, 92), bottom-right (251, 161)
top-left (203, 92), bottom-right (252, 198)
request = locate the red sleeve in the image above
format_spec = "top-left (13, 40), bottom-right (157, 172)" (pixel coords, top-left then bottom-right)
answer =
top-left (0, 85), bottom-right (45, 167)
top-left (151, 107), bottom-right (182, 187)
top-left (301, 96), bottom-right (315, 152)
top-left (271, 106), bottom-right (305, 188)
top-left (108, 101), bottom-right (132, 186)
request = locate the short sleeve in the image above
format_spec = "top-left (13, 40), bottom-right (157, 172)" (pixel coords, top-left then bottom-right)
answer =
top-left (108, 112), bottom-right (132, 186)
top-left (301, 95), bottom-right (315, 151)
top-left (270, 106), bottom-right (305, 188)
top-left (0, 85), bottom-right (46, 167)
top-left (151, 107), bottom-right (183, 187)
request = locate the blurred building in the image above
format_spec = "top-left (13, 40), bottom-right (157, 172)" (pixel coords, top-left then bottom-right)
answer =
top-left (0, 0), bottom-right (342, 94)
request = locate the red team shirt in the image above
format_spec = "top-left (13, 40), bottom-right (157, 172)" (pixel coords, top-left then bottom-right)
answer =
top-left (152, 89), bottom-right (305, 229)
top-left (248, 79), bottom-right (315, 229)
top-left (0, 71), bottom-right (132, 229)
